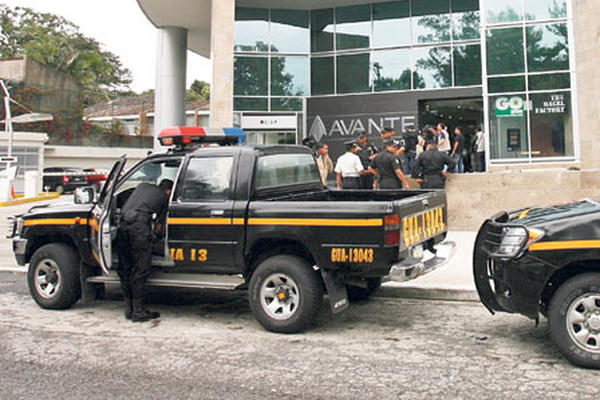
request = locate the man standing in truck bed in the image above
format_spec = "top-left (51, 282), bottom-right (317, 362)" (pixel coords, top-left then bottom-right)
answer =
top-left (116, 179), bottom-right (173, 322)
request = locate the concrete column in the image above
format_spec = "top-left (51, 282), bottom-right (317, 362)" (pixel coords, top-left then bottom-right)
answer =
top-left (154, 27), bottom-right (188, 149)
top-left (209, 0), bottom-right (235, 127)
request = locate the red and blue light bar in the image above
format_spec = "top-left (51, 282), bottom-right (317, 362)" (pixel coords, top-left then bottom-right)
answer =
top-left (158, 126), bottom-right (245, 147)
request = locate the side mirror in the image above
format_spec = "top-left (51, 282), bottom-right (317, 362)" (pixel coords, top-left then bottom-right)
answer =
top-left (74, 186), bottom-right (96, 204)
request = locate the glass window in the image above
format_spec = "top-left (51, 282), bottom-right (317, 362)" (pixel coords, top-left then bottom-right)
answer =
top-left (271, 56), bottom-right (309, 96)
top-left (256, 153), bottom-right (320, 189)
top-left (336, 5), bottom-right (371, 50)
top-left (486, 27), bottom-right (524, 75)
top-left (337, 53), bottom-right (371, 93)
top-left (179, 157), bottom-right (233, 202)
top-left (311, 57), bottom-right (334, 95)
top-left (234, 57), bottom-right (267, 96)
top-left (372, 48), bottom-right (411, 91)
top-left (530, 92), bottom-right (573, 158)
top-left (373, 1), bottom-right (411, 48)
top-left (488, 76), bottom-right (526, 93)
top-left (453, 44), bottom-right (481, 86)
top-left (413, 46), bottom-right (451, 89)
top-left (270, 9), bottom-right (309, 53)
top-left (412, 0), bottom-right (451, 44)
top-left (117, 159), bottom-right (182, 195)
top-left (525, 0), bottom-right (567, 21)
top-left (526, 24), bottom-right (569, 73)
top-left (311, 8), bottom-right (334, 52)
top-left (489, 95), bottom-right (529, 159)
top-left (234, 8), bottom-right (269, 52)
top-left (234, 97), bottom-right (268, 111)
top-left (271, 98), bottom-right (303, 111)
top-left (451, 0), bottom-right (479, 40)
top-left (528, 73), bottom-right (570, 91)
top-left (485, 0), bottom-right (522, 24)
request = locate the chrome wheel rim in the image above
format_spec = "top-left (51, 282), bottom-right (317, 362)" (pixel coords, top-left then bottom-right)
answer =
top-left (566, 293), bottom-right (600, 353)
top-left (259, 273), bottom-right (300, 320)
top-left (34, 258), bottom-right (62, 299)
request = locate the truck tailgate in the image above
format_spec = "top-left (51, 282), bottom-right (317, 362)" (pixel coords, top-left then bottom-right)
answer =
top-left (394, 191), bottom-right (447, 250)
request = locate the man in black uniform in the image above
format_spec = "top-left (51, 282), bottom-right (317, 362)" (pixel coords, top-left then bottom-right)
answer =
top-left (116, 179), bottom-right (173, 322)
top-left (400, 126), bottom-right (419, 175)
top-left (356, 132), bottom-right (377, 189)
top-left (412, 139), bottom-right (456, 189)
top-left (371, 139), bottom-right (409, 189)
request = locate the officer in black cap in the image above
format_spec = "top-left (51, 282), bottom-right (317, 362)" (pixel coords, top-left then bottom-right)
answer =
top-left (356, 132), bottom-right (377, 189)
top-left (335, 140), bottom-right (365, 189)
top-left (116, 178), bottom-right (173, 322)
top-left (371, 139), bottom-right (409, 189)
top-left (412, 138), bottom-right (456, 189)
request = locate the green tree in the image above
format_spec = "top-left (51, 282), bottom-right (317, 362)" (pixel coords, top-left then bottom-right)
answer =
top-left (186, 80), bottom-right (210, 102)
top-left (0, 5), bottom-right (132, 105)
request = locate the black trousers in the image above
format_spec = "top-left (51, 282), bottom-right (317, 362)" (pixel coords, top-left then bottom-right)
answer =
top-left (379, 178), bottom-right (402, 189)
top-left (342, 177), bottom-right (361, 189)
top-left (421, 175), bottom-right (445, 189)
top-left (360, 173), bottom-right (374, 189)
top-left (116, 221), bottom-right (153, 300)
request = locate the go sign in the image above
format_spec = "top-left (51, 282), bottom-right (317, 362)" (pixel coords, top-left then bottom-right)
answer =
top-left (494, 96), bottom-right (524, 117)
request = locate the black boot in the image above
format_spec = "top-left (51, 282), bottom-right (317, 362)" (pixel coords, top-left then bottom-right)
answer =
top-left (130, 297), bottom-right (160, 322)
top-left (124, 296), bottom-right (133, 320)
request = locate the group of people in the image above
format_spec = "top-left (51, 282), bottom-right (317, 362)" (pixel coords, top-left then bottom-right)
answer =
top-left (315, 123), bottom-right (486, 191)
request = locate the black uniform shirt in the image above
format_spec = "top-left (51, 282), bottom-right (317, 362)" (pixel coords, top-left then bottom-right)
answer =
top-left (357, 143), bottom-right (376, 168)
top-left (373, 150), bottom-right (401, 180)
top-left (412, 149), bottom-right (456, 178)
top-left (122, 182), bottom-right (169, 222)
top-left (454, 134), bottom-right (465, 155)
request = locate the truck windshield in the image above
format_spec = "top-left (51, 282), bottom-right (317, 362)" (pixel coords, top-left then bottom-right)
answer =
top-left (256, 153), bottom-right (320, 189)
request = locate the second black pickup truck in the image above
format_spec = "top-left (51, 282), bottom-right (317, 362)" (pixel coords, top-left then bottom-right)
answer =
top-left (9, 128), bottom-right (455, 333)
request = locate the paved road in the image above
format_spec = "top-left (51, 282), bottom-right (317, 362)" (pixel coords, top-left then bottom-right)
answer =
top-left (1, 271), bottom-right (599, 400)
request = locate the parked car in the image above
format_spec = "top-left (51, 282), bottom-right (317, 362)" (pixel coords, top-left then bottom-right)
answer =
top-left (474, 200), bottom-right (600, 369)
top-left (83, 168), bottom-right (108, 192)
top-left (42, 167), bottom-right (88, 194)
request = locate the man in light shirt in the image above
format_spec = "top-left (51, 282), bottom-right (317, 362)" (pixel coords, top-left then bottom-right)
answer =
top-left (315, 143), bottom-right (333, 186)
top-left (335, 140), bottom-right (365, 190)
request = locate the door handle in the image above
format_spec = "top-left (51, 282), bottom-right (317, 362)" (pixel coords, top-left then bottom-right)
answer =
top-left (210, 210), bottom-right (225, 217)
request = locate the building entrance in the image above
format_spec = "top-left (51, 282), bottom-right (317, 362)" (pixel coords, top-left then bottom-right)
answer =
top-left (419, 97), bottom-right (483, 172)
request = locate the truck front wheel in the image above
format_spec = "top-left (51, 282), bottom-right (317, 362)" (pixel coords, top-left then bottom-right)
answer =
top-left (548, 273), bottom-right (600, 369)
top-left (249, 255), bottom-right (323, 333)
top-left (28, 243), bottom-right (81, 309)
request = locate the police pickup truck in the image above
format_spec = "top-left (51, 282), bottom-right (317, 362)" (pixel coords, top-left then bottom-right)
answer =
top-left (8, 127), bottom-right (455, 333)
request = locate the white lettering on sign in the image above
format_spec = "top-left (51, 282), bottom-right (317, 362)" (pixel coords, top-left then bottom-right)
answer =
top-left (534, 93), bottom-right (567, 115)
top-left (310, 115), bottom-right (416, 138)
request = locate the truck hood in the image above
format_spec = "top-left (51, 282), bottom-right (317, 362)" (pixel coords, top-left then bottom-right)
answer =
top-left (509, 199), bottom-right (600, 226)
top-left (23, 201), bottom-right (94, 219)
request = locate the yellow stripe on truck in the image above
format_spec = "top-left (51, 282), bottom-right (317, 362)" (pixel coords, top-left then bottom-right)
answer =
top-left (247, 218), bottom-right (383, 227)
top-left (168, 218), bottom-right (232, 225)
top-left (24, 218), bottom-right (88, 226)
top-left (529, 240), bottom-right (600, 251)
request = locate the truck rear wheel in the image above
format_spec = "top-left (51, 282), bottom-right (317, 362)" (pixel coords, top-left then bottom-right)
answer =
top-left (249, 255), bottom-right (323, 333)
top-left (548, 273), bottom-right (600, 369)
top-left (28, 243), bottom-right (81, 310)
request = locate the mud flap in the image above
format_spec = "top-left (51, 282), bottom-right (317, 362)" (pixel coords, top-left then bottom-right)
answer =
top-left (320, 269), bottom-right (349, 314)
top-left (80, 262), bottom-right (103, 304)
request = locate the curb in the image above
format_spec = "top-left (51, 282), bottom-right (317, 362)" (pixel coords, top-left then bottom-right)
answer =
top-left (0, 193), bottom-right (60, 207)
top-left (377, 282), bottom-right (479, 302)
top-left (0, 266), bottom-right (27, 274)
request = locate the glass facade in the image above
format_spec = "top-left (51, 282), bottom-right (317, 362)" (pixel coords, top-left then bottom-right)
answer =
top-left (232, 1), bottom-right (577, 165)
top-left (483, 0), bottom-right (575, 163)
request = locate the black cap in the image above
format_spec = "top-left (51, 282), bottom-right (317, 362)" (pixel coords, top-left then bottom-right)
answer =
top-left (426, 138), bottom-right (438, 146)
top-left (344, 139), bottom-right (361, 150)
top-left (382, 126), bottom-right (394, 133)
top-left (384, 138), bottom-right (398, 147)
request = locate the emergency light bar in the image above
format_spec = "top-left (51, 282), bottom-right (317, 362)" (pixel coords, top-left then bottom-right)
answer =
top-left (157, 126), bottom-right (245, 147)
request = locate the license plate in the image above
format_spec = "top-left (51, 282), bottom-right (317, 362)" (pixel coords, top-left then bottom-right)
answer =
top-left (402, 206), bottom-right (445, 248)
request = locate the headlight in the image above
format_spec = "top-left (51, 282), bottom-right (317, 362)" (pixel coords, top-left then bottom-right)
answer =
top-left (6, 217), bottom-right (15, 238)
top-left (497, 226), bottom-right (528, 258)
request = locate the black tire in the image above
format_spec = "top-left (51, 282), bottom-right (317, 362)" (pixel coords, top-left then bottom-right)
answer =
top-left (346, 278), bottom-right (382, 302)
top-left (548, 273), bottom-right (600, 369)
top-left (28, 243), bottom-right (81, 309)
top-left (249, 255), bottom-right (323, 333)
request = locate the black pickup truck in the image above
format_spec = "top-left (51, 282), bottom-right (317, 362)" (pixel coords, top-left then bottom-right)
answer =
top-left (8, 129), bottom-right (455, 333)
top-left (474, 200), bottom-right (600, 368)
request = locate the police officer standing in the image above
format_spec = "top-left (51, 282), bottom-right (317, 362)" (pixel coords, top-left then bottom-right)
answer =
top-left (412, 139), bottom-right (456, 189)
top-left (335, 140), bottom-right (365, 189)
top-left (356, 132), bottom-right (377, 189)
top-left (116, 179), bottom-right (173, 322)
top-left (371, 139), bottom-right (410, 189)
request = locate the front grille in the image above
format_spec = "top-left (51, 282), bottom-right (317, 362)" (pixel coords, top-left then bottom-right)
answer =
top-left (482, 221), bottom-right (504, 254)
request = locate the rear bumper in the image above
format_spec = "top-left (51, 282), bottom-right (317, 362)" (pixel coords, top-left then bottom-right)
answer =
top-left (386, 240), bottom-right (456, 282)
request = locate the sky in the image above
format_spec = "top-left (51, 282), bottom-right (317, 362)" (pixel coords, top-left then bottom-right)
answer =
top-left (1, 0), bottom-right (212, 92)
